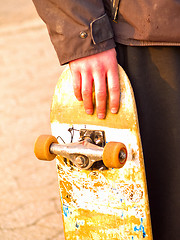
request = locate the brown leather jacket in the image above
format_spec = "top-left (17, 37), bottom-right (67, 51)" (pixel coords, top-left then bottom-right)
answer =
top-left (32, 0), bottom-right (180, 65)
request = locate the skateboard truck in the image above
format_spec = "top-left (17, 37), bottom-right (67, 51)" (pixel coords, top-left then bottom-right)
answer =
top-left (34, 129), bottom-right (127, 170)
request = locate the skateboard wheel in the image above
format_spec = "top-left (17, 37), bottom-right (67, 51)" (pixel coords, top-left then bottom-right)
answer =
top-left (103, 142), bottom-right (127, 168)
top-left (34, 135), bottom-right (58, 161)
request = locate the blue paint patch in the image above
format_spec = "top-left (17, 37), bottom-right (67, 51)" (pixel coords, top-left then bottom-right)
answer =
top-left (75, 222), bottom-right (80, 228)
top-left (75, 220), bottom-right (85, 229)
top-left (63, 204), bottom-right (70, 217)
top-left (134, 218), bottom-right (146, 238)
top-left (132, 237), bottom-right (134, 240)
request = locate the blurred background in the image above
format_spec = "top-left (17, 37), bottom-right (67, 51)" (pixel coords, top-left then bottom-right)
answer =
top-left (0, 1), bottom-right (65, 239)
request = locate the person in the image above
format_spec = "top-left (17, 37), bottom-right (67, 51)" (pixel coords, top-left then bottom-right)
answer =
top-left (32, 1), bottom-right (180, 239)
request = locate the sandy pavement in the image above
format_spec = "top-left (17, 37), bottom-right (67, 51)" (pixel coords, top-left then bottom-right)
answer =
top-left (0, 1), bottom-right (65, 239)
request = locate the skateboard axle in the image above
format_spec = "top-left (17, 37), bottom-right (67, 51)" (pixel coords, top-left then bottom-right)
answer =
top-left (50, 140), bottom-right (104, 169)
top-left (34, 132), bottom-right (128, 169)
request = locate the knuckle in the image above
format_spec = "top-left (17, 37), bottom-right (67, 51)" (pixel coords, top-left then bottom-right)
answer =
top-left (109, 85), bottom-right (120, 93)
top-left (95, 63), bottom-right (103, 72)
top-left (96, 91), bottom-right (107, 101)
top-left (82, 89), bottom-right (92, 98)
top-left (92, 61), bottom-right (105, 73)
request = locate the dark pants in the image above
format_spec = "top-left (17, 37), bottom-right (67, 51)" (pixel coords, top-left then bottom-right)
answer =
top-left (116, 44), bottom-right (180, 240)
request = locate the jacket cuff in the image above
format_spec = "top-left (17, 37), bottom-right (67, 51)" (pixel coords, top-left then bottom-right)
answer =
top-left (90, 14), bottom-right (114, 44)
top-left (59, 39), bottom-right (116, 65)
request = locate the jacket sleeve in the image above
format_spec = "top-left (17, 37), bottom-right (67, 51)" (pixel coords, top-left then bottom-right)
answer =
top-left (32, 0), bottom-right (115, 65)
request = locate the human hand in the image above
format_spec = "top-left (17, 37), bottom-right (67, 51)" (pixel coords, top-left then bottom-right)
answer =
top-left (69, 48), bottom-right (120, 119)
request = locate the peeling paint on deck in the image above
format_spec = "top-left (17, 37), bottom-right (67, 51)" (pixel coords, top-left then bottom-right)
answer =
top-left (50, 65), bottom-right (152, 239)
top-left (51, 123), bottom-right (151, 240)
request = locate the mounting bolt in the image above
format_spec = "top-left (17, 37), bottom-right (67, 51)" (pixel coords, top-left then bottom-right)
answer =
top-left (74, 155), bottom-right (88, 168)
top-left (119, 150), bottom-right (127, 163)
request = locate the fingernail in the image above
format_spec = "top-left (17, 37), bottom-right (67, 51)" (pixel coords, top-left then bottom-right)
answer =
top-left (111, 108), bottom-right (118, 114)
top-left (86, 109), bottom-right (93, 115)
top-left (98, 113), bottom-right (105, 119)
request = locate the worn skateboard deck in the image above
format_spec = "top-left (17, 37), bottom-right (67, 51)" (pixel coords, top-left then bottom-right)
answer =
top-left (50, 65), bottom-right (152, 239)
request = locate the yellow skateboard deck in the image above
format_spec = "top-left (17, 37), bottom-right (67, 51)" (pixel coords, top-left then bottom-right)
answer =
top-left (35, 65), bottom-right (153, 239)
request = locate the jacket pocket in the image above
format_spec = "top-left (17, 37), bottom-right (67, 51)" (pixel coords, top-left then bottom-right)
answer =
top-left (103, 0), bottom-right (120, 20)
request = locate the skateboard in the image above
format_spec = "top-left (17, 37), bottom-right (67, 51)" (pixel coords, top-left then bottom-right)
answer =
top-left (34, 65), bottom-right (153, 239)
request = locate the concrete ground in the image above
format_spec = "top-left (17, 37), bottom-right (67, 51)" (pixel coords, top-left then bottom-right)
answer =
top-left (0, 1), bottom-right (65, 239)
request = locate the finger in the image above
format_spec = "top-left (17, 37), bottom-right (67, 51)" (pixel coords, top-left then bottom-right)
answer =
top-left (81, 71), bottom-right (94, 115)
top-left (107, 65), bottom-right (120, 113)
top-left (71, 70), bottom-right (83, 101)
top-left (93, 70), bottom-right (107, 119)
